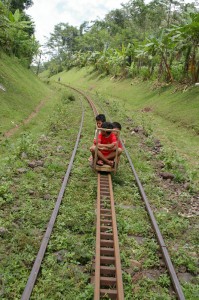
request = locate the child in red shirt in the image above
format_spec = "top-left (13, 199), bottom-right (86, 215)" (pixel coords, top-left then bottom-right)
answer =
top-left (91, 122), bottom-right (117, 166)
top-left (105, 122), bottom-right (123, 163)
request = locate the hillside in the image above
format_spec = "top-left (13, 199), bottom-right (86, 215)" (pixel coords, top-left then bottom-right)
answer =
top-left (50, 67), bottom-right (199, 134)
top-left (47, 67), bottom-right (199, 177)
top-left (0, 53), bottom-right (52, 136)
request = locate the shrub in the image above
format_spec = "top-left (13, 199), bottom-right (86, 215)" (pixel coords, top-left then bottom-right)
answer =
top-left (140, 66), bottom-right (151, 80)
top-left (171, 62), bottom-right (184, 81)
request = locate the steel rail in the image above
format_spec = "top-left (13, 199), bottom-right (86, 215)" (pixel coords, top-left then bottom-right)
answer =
top-left (21, 108), bottom-right (85, 300)
top-left (108, 174), bottom-right (124, 299)
top-left (60, 84), bottom-right (185, 300)
top-left (91, 95), bottom-right (186, 300)
top-left (63, 84), bottom-right (124, 300)
top-left (123, 144), bottom-right (186, 300)
top-left (94, 173), bottom-right (124, 300)
top-left (57, 83), bottom-right (98, 116)
top-left (62, 84), bottom-right (124, 298)
top-left (94, 173), bottom-right (101, 298)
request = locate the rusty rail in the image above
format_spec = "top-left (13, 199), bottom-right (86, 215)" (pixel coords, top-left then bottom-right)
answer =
top-left (21, 107), bottom-right (85, 300)
top-left (123, 146), bottom-right (186, 300)
top-left (57, 83), bottom-right (98, 116)
top-left (64, 84), bottom-right (124, 297)
top-left (94, 173), bottom-right (124, 300)
top-left (61, 83), bottom-right (124, 299)
top-left (90, 92), bottom-right (186, 300)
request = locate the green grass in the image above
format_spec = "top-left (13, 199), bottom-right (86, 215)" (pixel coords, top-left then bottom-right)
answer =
top-left (0, 56), bottom-right (198, 299)
top-left (50, 67), bottom-right (199, 133)
top-left (0, 84), bottom-right (91, 298)
top-left (0, 52), bottom-right (51, 134)
top-left (49, 67), bottom-right (199, 181)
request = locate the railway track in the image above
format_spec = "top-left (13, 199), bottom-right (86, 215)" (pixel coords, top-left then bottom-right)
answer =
top-left (65, 84), bottom-right (185, 300)
top-left (59, 83), bottom-right (124, 299)
top-left (94, 93), bottom-right (186, 300)
top-left (95, 173), bottom-right (124, 300)
top-left (21, 83), bottom-right (185, 300)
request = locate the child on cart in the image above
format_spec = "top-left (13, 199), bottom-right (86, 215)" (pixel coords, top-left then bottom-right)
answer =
top-left (91, 122), bottom-right (117, 167)
top-left (105, 122), bottom-right (123, 163)
top-left (89, 114), bottom-right (106, 164)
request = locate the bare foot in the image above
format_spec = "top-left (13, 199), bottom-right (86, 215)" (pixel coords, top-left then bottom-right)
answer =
top-left (97, 160), bottom-right (104, 166)
top-left (107, 160), bottom-right (114, 167)
top-left (88, 155), bottom-right (93, 162)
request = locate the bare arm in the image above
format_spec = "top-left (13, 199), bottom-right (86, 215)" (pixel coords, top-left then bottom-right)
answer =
top-left (98, 142), bottom-right (116, 150)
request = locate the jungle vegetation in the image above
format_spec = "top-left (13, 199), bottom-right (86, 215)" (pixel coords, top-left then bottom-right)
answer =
top-left (0, 0), bottom-right (38, 67)
top-left (43, 0), bottom-right (199, 84)
top-left (1, 0), bottom-right (198, 82)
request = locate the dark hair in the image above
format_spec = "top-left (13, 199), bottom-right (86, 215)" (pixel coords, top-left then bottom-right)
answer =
top-left (101, 122), bottom-right (113, 129)
top-left (112, 122), bottom-right (122, 130)
top-left (96, 114), bottom-right (106, 122)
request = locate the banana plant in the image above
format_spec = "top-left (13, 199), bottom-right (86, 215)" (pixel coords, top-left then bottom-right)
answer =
top-left (141, 31), bottom-right (176, 82)
top-left (168, 12), bottom-right (199, 82)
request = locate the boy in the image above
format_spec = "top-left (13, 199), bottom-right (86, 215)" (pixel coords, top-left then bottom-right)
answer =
top-left (91, 122), bottom-right (117, 166)
top-left (89, 114), bottom-right (106, 163)
top-left (95, 114), bottom-right (106, 129)
top-left (105, 122), bottom-right (123, 163)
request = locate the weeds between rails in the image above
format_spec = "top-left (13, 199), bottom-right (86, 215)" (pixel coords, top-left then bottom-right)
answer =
top-left (66, 84), bottom-right (186, 300)
top-left (21, 83), bottom-right (186, 299)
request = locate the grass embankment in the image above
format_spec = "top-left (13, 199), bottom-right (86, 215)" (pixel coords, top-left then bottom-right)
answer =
top-left (0, 52), bottom-right (51, 135)
top-left (50, 67), bottom-right (199, 132)
top-left (50, 67), bottom-right (199, 176)
top-left (0, 55), bottom-right (198, 299)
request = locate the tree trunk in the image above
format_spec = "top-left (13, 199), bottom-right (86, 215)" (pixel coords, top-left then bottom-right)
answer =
top-left (191, 45), bottom-right (199, 83)
top-left (183, 46), bottom-right (191, 77)
top-left (194, 61), bottom-right (199, 83)
top-left (162, 54), bottom-right (173, 82)
top-left (158, 60), bottom-right (163, 81)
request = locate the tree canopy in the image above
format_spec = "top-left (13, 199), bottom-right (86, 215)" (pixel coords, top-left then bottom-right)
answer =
top-left (2, 0), bottom-right (33, 12)
top-left (43, 0), bottom-right (199, 83)
top-left (1, 0), bottom-right (198, 80)
top-left (0, 0), bottom-right (38, 66)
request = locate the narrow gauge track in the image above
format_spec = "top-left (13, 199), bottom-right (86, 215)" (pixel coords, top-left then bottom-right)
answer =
top-left (59, 83), bottom-right (124, 299)
top-left (64, 84), bottom-right (186, 300)
top-left (95, 173), bottom-right (124, 299)
top-left (21, 82), bottom-right (186, 300)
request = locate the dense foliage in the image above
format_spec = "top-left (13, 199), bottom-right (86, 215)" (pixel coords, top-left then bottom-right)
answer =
top-left (3, 0), bottom-right (33, 12)
top-left (44, 0), bottom-right (199, 83)
top-left (0, 0), bottom-right (38, 67)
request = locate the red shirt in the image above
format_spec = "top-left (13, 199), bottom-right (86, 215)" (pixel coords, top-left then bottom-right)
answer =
top-left (96, 132), bottom-right (117, 156)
